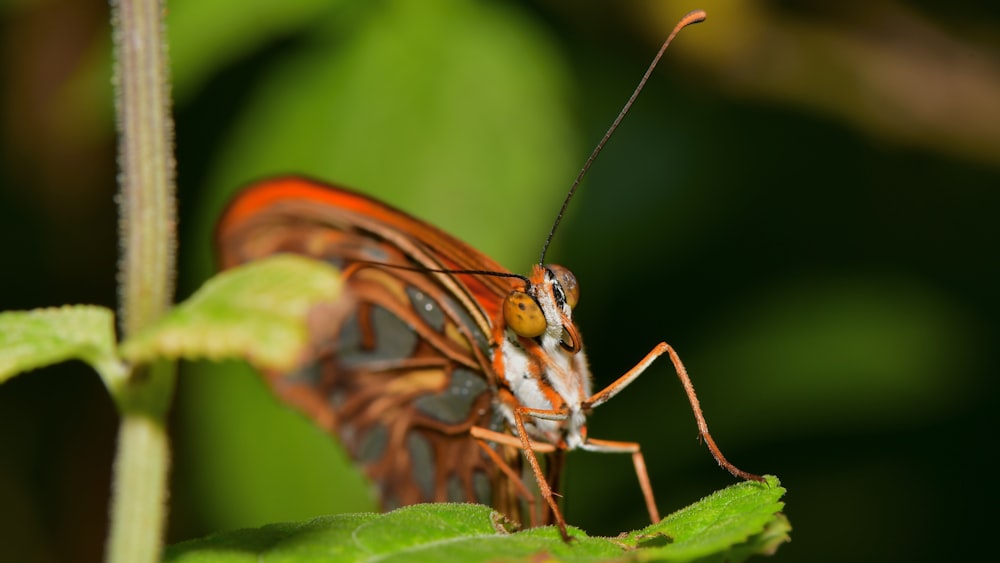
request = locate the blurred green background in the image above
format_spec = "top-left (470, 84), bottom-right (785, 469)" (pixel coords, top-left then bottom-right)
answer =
top-left (2, 0), bottom-right (998, 561)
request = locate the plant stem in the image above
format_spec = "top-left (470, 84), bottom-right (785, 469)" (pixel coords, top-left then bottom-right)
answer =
top-left (107, 0), bottom-right (177, 561)
top-left (107, 393), bottom-right (173, 563)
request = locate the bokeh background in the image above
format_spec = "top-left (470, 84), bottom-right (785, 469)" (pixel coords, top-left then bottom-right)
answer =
top-left (2, 0), bottom-right (998, 561)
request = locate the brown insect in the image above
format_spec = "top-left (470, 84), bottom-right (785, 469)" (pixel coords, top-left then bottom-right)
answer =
top-left (216, 10), bottom-right (762, 541)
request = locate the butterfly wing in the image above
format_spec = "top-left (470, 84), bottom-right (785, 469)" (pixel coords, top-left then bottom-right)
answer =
top-left (216, 176), bottom-right (527, 516)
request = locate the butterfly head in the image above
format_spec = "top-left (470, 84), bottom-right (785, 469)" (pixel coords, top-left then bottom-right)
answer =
top-left (503, 264), bottom-right (581, 353)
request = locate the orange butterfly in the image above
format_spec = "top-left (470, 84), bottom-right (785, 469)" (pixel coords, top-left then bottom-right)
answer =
top-left (216, 10), bottom-right (761, 541)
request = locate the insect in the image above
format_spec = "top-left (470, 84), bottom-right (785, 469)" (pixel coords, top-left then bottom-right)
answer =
top-left (216, 10), bottom-right (762, 541)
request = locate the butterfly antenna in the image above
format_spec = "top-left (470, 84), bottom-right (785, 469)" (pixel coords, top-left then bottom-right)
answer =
top-left (538, 9), bottom-right (707, 265)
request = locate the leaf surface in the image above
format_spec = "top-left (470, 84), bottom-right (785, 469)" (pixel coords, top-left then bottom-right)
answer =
top-left (166, 477), bottom-right (788, 562)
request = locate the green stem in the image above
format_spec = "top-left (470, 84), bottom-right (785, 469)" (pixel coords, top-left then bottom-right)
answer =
top-left (106, 386), bottom-right (173, 563)
top-left (107, 0), bottom-right (177, 561)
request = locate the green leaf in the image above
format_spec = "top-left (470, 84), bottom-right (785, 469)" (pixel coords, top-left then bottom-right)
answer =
top-left (0, 305), bottom-right (125, 392)
top-left (164, 477), bottom-right (788, 562)
top-left (119, 255), bottom-right (340, 372)
top-left (625, 475), bottom-right (789, 561)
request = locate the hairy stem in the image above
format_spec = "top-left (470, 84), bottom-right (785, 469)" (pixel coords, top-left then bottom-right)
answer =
top-left (106, 0), bottom-right (177, 561)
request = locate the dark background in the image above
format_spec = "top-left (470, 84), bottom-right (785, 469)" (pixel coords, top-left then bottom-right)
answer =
top-left (2, 1), bottom-right (998, 561)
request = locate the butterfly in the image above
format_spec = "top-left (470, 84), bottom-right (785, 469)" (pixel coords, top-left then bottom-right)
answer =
top-left (215, 10), bottom-right (762, 541)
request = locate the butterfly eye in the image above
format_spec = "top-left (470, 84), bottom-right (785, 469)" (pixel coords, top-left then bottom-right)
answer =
top-left (503, 290), bottom-right (547, 338)
top-left (547, 264), bottom-right (579, 309)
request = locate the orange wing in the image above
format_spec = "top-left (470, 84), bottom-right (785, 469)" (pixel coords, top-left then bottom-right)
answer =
top-left (216, 177), bottom-right (528, 517)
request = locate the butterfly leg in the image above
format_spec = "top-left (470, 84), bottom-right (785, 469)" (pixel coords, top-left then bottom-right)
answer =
top-left (471, 415), bottom-right (572, 541)
top-left (586, 343), bottom-right (764, 483)
top-left (581, 438), bottom-right (659, 523)
top-left (470, 426), bottom-right (554, 527)
top-left (512, 406), bottom-right (572, 541)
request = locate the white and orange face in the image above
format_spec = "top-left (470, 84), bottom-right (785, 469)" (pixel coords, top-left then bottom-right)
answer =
top-left (495, 264), bottom-right (593, 449)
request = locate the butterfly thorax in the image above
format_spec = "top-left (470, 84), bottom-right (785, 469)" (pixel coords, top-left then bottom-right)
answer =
top-left (493, 264), bottom-right (593, 449)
